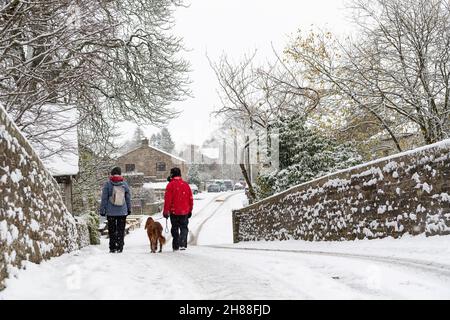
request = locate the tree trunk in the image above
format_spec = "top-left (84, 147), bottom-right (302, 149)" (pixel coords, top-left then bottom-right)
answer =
top-left (240, 163), bottom-right (256, 203)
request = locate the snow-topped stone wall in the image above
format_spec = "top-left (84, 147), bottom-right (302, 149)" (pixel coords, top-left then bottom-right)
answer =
top-left (0, 105), bottom-right (89, 290)
top-left (233, 140), bottom-right (450, 243)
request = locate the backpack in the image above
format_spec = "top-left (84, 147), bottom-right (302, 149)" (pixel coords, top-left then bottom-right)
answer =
top-left (109, 184), bottom-right (125, 206)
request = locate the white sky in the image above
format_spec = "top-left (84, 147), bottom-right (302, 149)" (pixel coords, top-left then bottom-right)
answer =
top-left (117, 0), bottom-right (351, 150)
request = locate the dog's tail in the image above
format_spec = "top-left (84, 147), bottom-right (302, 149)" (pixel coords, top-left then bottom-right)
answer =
top-left (159, 235), bottom-right (166, 245)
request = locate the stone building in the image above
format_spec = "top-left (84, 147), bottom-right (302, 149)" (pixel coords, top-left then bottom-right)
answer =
top-left (47, 159), bottom-right (79, 213)
top-left (117, 138), bottom-right (187, 184)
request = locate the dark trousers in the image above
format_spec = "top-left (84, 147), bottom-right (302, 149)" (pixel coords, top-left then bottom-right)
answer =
top-left (170, 215), bottom-right (189, 250)
top-left (107, 216), bottom-right (126, 251)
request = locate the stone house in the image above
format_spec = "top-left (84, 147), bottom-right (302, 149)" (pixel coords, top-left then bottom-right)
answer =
top-left (49, 161), bottom-right (79, 214)
top-left (117, 138), bottom-right (188, 184)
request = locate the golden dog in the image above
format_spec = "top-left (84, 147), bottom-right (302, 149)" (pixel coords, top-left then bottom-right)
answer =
top-left (144, 217), bottom-right (166, 253)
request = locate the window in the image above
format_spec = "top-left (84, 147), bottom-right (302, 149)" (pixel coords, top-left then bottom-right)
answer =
top-left (156, 162), bottom-right (166, 172)
top-left (125, 164), bottom-right (135, 172)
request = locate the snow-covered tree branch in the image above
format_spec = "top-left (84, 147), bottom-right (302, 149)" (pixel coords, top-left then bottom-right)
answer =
top-left (0, 0), bottom-right (190, 156)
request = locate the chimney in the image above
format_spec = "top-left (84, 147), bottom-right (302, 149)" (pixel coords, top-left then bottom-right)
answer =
top-left (142, 138), bottom-right (149, 147)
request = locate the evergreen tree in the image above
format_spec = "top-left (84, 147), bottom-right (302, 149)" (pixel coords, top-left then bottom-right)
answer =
top-left (187, 164), bottom-right (201, 188)
top-left (132, 127), bottom-right (145, 147)
top-left (119, 127), bottom-right (145, 154)
top-left (149, 128), bottom-right (175, 153)
top-left (256, 115), bottom-right (362, 199)
top-left (159, 128), bottom-right (175, 153)
top-left (150, 133), bottom-right (161, 149)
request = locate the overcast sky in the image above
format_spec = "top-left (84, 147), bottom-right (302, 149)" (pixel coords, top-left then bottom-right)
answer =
top-left (117, 0), bottom-right (351, 150)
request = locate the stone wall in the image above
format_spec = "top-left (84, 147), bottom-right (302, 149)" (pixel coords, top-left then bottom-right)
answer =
top-left (131, 201), bottom-right (164, 216)
top-left (233, 140), bottom-right (450, 243)
top-left (0, 105), bottom-right (88, 290)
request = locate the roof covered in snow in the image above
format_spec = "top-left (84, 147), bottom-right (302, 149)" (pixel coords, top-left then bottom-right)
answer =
top-left (149, 145), bottom-right (186, 163)
top-left (119, 141), bottom-right (186, 163)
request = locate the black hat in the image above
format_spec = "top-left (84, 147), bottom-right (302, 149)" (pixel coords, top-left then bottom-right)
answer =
top-left (170, 167), bottom-right (181, 178)
top-left (111, 167), bottom-right (122, 176)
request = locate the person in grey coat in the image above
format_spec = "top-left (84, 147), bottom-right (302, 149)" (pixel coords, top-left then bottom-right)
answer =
top-left (99, 167), bottom-right (131, 253)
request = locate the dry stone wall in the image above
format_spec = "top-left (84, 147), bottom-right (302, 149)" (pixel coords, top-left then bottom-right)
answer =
top-left (233, 140), bottom-right (450, 243)
top-left (0, 105), bottom-right (88, 290)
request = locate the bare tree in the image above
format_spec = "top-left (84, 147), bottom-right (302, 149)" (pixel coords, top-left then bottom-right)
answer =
top-left (286, 0), bottom-right (450, 147)
top-left (0, 0), bottom-right (190, 155)
top-left (209, 52), bottom-right (322, 201)
top-left (350, 0), bottom-right (450, 144)
top-left (209, 52), bottom-right (320, 131)
top-left (286, 30), bottom-right (406, 152)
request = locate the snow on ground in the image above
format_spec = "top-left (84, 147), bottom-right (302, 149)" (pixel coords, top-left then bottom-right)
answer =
top-left (223, 234), bottom-right (450, 265)
top-left (1, 191), bottom-right (450, 300)
top-left (196, 192), bottom-right (247, 245)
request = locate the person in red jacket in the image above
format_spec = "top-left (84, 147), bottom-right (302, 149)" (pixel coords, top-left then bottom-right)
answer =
top-left (163, 167), bottom-right (194, 251)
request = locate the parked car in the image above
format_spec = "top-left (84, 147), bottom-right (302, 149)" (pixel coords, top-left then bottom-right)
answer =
top-left (214, 181), bottom-right (228, 192)
top-left (223, 180), bottom-right (233, 191)
top-left (219, 184), bottom-right (227, 192)
top-left (189, 184), bottom-right (199, 195)
top-left (207, 184), bottom-right (220, 193)
top-left (234, 182), bottom-right (244, 190)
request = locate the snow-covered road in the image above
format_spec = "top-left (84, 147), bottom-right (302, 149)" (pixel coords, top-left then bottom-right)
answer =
top-left (1, 191), bottom-right (450, 300)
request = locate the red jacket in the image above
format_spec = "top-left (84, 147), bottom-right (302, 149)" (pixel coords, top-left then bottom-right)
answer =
top-left (163, 177), bottom-right (193, 216)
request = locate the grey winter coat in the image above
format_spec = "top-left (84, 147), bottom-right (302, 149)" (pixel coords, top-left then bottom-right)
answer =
top-left (99, 179), bottom-right (131, 217)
